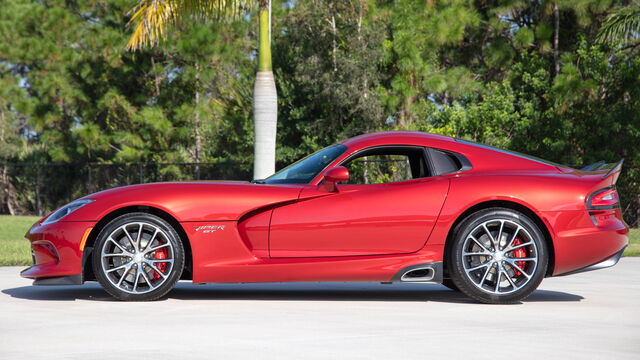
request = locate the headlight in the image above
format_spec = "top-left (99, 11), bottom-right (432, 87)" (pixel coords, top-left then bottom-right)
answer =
top-left (42, 199), bottom-right (94, 225)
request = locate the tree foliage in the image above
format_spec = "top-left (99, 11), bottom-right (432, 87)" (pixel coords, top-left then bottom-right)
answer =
top-left (598, 2), bottom-right (640, 48)
top-left (126, 0), bottom-right (250, 49)
top-left (0, 0), bottom-right (253, 166)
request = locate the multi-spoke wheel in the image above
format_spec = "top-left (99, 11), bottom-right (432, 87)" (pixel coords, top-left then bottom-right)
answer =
top-left (93, 213), bottom-right (184, 301)
top-left (446, 208), bottom-right (548, 304)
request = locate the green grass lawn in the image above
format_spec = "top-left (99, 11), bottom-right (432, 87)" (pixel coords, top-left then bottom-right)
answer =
top-left (626, 227), bottom-right (640, 257)
top-left (0, 215), bottom-right (40, 266)
top-left (0, 215), bottom-right (638, 266)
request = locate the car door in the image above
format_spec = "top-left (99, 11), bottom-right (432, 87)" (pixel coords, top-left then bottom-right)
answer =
top-left (268, 146), bottom-right (450, 257)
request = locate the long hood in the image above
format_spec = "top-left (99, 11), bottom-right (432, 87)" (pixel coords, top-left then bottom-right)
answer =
top-left (67, 181), bottom-right (304, 222)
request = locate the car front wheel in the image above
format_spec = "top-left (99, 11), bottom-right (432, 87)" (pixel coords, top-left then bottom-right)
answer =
top-left (92, 213), bottom-right (184, 301)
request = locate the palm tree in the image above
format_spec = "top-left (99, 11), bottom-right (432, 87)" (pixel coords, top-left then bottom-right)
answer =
top-left (597, 3), bottom-right (640, 51)
top-left (126, 0), bottom-right (278, 180)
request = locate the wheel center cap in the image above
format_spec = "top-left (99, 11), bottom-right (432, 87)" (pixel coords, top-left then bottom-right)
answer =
top-left (133, 253), bottom-right (143, 264)
top-left (494, 252), bottom-right (504, 261)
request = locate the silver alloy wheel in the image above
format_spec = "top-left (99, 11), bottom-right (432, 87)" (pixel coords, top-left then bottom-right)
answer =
top-left (461, 219), bottom-right (538, 295)
top-left (100, 222), bottom-right (174, 294)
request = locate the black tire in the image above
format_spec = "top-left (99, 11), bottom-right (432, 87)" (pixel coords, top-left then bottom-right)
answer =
top-left (446, 208), bottom-right (548, 304)
top-left (93, 212), bottom-right (184, 301)
top-left (441, 278), bottom-right (459, 292)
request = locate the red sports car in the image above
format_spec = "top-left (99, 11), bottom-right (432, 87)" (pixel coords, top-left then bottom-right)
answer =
top-left (21, 132), bottom-right (628, 303)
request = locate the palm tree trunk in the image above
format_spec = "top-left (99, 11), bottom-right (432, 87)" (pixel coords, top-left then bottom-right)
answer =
top-left (552, 2), bottom-right (560, 78)
top-left (253, 1), bottom-right (277, 180)
top-left (194, 64), bottom-right (202, 180)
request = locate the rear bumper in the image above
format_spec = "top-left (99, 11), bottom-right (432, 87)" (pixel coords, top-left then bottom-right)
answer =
top-left (557, 246), bottom-right (626, 276)
top-left (542, 209), bottom-right (629, 276)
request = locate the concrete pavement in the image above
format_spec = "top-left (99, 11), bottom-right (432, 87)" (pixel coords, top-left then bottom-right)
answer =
top-left (1, 259), bottom-right (639, 359)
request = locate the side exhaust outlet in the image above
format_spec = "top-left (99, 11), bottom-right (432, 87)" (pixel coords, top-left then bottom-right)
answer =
top-left (391, 262), bottom-right (443, 283)
top-left (400, 267), bottom-right (435, 282)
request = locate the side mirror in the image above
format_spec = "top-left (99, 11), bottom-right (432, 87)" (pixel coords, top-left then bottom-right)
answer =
top-left (319, 166), bottom-right (349, 192)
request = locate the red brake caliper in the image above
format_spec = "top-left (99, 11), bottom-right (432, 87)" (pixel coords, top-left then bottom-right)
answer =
top-left (511, 238), bottom-right (527, 276)
top-left (152, 247), bottom-right (169, 280)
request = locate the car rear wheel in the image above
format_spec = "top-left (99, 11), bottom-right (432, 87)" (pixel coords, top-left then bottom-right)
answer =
top-left (447, 208), bottom-right (548, 304)
top-left (92, 213), bottom-right (184, 301)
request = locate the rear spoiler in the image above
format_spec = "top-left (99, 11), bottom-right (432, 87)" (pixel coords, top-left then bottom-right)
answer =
top-left (580, 161), bottom-right (607, 171)
top-left (602, 159), bottom-right (623, 180)
top-left (580, 159), bottom-right (623, 181)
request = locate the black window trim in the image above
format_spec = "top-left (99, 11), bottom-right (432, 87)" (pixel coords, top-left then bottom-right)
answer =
top-left (336, 145), bottom-right (433, 185)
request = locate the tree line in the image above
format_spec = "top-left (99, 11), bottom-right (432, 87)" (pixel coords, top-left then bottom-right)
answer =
top-left (0, 0), bottom-right (639, 225)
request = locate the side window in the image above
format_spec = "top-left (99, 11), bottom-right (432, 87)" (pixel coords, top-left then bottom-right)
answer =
top-left (342, 147), bottom-right (428, 185)
top-left (429, 149), bottom-right (463, 175)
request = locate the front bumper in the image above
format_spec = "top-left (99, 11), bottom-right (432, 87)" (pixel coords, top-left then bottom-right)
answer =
top-left (31, 274), bottom-right (83, 285)
top-left (20, 220), bottom-right (95, 283)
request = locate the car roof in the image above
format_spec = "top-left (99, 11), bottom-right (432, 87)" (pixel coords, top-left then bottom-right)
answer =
top-left (340, 131), bottom-right (455, 148)
top-left (338, 131), bottom-right (560, 173)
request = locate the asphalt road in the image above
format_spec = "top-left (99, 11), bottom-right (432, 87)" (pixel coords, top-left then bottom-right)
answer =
top-left (1, 259), bottom-right (639, 359)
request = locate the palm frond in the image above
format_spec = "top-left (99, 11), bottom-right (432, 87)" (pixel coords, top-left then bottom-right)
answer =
top-left (126, 0), bottom-right (249, 50)
top-left (597, 4), bottom-right (640, 45)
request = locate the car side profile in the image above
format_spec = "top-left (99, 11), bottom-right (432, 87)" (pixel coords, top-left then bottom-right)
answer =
top-left (21, 132), bottom-right (629, 303)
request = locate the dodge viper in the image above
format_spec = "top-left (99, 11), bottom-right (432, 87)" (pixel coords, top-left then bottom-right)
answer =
top-left (21, 132), bottom-right (628, 303)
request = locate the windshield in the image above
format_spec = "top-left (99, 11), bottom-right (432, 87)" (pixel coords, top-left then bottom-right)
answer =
top-left (264, 144), bottom-right (347, 184)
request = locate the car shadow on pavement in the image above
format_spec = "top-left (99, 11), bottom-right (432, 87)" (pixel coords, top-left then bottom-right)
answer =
top-left (2, 282), bottom-right (584, 303)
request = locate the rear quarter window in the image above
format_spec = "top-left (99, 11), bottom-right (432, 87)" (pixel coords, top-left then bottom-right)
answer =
top-left (429, 149), bottom-right (466, 175)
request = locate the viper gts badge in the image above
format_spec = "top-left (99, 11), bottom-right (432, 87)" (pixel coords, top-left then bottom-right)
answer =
top-left (193, 225), bottom-right (226, 233)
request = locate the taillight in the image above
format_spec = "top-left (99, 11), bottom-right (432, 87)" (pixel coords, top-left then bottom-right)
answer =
top-left (587, 187), bottom-right (619, 210)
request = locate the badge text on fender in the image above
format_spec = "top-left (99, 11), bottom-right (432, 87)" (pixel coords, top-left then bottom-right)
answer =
top-left (193, 225), bottom-right (226, 233)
